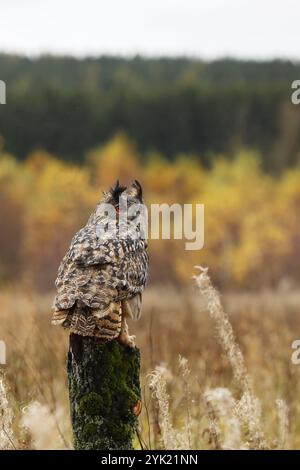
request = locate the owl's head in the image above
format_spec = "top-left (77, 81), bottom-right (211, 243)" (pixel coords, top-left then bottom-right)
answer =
top-left (103, 180), bottom-right (127, 207)
top-left (124, 180), bottom-right (144, 205)
top-left (103, 180), bottom-right (143, 209)
top-left (95, 180), bottom-right (146, 236)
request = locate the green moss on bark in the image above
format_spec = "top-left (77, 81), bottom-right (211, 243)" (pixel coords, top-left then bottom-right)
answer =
top-left (67, 335), bottom-right (141, 450)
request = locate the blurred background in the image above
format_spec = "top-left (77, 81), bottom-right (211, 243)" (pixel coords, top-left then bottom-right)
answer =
top-left (1, 1), bottom-right (300, 290)
top-left (1, 0), bottom-right (300, 450)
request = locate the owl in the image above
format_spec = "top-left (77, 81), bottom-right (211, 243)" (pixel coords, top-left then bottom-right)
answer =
top-left (52, 180), bottom-right (148, 348)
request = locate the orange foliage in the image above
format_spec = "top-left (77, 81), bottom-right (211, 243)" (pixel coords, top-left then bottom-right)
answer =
top-left (1, 135), bottom-right (300, 290)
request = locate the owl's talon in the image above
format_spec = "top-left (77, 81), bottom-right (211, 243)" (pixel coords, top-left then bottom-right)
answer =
top-left (128, 335), bottom-right (136, 347)
top-left (118, 333), bottom-right (136, 348)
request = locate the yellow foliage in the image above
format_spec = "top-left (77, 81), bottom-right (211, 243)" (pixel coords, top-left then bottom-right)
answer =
top-left (1, 138), bottom-right (300, 289)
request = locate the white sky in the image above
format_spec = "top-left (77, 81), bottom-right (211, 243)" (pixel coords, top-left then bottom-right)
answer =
top-left (0, 0), bottom-right (299, 59)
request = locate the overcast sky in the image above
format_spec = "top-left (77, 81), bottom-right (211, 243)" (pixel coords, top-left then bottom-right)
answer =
top-left (0, 0), bottom-right (299, 59)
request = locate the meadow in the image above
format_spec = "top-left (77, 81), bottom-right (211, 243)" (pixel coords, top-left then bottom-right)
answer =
top-left (1, 275), bottom-right (300, 449)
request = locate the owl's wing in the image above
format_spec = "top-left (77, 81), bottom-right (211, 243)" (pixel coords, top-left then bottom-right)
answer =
top-left (68, 226), bottom-right (122, 267)
top-left (53, 225), bottom-right (124, 311)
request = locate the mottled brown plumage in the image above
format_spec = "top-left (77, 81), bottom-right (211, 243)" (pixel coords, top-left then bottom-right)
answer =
top-left (52, 180), bottom-right (148, 347)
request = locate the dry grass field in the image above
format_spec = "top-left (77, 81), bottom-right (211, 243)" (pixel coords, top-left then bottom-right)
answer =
top-left (1, 271), bottom-right (300, 449)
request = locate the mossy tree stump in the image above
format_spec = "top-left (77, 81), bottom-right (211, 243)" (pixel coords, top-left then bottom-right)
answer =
top-left (67, 334), bottom-right (141, 450)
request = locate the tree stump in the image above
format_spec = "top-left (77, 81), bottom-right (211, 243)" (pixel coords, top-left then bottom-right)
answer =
top-left (67, 334), bottom-right (141, 450)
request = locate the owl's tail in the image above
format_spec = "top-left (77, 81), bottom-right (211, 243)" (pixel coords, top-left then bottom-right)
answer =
top-left (51, 301), bottom-right (122, 340)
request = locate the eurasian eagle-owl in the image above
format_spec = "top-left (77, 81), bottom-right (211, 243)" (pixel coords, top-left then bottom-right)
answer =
top-left (52, 180), bottom-right (148, 347)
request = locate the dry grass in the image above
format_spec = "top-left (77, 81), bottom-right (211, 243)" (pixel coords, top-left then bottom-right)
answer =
top-left (1, 275), bottom-right (300, 449)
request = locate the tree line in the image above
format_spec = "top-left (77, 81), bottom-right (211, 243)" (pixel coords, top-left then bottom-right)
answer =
top-left (0, 54), bottom-right (300, 172)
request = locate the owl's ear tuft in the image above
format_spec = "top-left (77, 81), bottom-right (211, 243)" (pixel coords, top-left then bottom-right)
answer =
top-left (110, 180), bottom-right (127, 202)
top-left (132, 180), bottom-right (143, 201)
